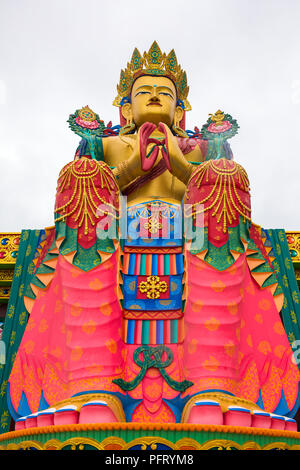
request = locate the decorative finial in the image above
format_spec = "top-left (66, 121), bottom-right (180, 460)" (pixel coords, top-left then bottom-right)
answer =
top-left (209, 110), bottom-right (226, 126)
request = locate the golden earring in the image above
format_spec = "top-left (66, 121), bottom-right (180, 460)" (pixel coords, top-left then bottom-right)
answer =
top-left (172, 118), bottom-right (188, 138)
top-left (119, 118), bottom-right (136, 136)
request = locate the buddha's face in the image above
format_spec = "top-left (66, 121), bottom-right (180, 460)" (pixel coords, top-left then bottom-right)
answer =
top-left (122, 75), bottom-right (183, 129)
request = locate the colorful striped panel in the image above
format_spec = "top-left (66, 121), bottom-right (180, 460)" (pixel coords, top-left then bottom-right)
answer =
top-left (122, 318), bottom-right (185, 345)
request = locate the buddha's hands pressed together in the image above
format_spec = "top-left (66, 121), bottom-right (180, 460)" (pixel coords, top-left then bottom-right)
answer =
top-left (158, 123), bottom-right (194, 185)
top-left (114, 123), bottom-right (161, 189)
top-left (114, 121), bottom-right (194, 189)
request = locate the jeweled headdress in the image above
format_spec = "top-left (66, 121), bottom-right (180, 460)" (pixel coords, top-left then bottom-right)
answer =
top-left (113, 41), bottom-right (191, 111)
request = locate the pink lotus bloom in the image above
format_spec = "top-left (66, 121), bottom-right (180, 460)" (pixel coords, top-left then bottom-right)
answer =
top-left (75, 116), bottom-right (99, 129)
top-left (207, 120), bottom-right (231, 134)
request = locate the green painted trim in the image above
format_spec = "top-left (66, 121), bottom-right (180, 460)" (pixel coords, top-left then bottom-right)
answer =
top-left (140, 255), bottom-right (146, 275)
top-left (164, 255), bottom-right (170, 275)
top-left (141, 320), bottom-right (149, 344)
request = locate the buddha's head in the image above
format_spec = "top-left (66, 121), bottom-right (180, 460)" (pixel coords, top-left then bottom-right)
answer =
top-left (121, 75), bottom-right (182, 129)
top-left (113, 42), bottom-right (191, 135)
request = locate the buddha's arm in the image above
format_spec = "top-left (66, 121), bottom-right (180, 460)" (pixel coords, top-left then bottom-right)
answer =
top-left (112, 157), bottom-right (140, 190)
top-left (185, 145), bottom-right (205, 166)
top-left (102, 135), bottom-right (145, 191)
top-left (180, 145), bottom-right (204, 184)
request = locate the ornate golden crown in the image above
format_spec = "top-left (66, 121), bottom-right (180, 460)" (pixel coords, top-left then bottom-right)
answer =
top-left (113, 41), bottom-right (191, 111)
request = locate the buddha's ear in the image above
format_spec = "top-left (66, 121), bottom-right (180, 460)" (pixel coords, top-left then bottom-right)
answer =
top-left (121, 102), bottom-right (133, 123)
top-left (174, 105), bottom-right (184, 126)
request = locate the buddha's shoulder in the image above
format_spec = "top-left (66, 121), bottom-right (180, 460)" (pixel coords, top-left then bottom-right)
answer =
top-left (102, 134), bottom-right (136, 152)
top-left (102, 134), bottom-right (136, 165)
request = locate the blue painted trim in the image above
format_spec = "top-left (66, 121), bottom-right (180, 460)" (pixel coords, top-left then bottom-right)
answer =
top-left (256, 390), bottom-right (264, 410)
top-left (157, 320), bottom-right (163, 344)
top-left (55, 407), bottom-right (77, 412)
top-left (272, 415), bottom-right (285, 421)
top-left (228, 407), bottom-right (250, 413)
top-left (176, 253), bottom-right (184, 274)
top-left (273, 389), bottom-right (290, 416)
top-left (127, 320), bottom-right (135, 344)
top-left (190, 389), bottom-right (235, 398)
top-left (194, 401), bottom-right (220, 407)
top-left (81, 402), bottom-right (107, 407)
top-left (17, 391), bottom-right (32, 417)
top-left (256, 383), bottom-right (300, 418)
top-left (152, 254), bottom-right (158, 275)
top-left (286, 381), bottom-right (300, 418)
top-left (163, 394), bottom-right (190, 423)
top-left (252, 411), bottom-right (270, 417)
top-left (128, 254), bottom-right (135, 275)
top-left (6, 382), bottom-right (21, 421)
top-left (38, 390), bottom-right (49, 412)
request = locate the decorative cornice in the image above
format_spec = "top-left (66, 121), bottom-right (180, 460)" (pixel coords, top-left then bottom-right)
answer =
top-left (0, 422), bottom-right (300, 442)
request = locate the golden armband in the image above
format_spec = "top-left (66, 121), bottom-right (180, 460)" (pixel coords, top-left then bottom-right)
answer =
top-left (113, 160), bottom-right (138, 190)
top-left (176, 162), bottom-right (195, 186)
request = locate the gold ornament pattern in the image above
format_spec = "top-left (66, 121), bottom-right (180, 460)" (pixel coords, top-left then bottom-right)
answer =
top-left (186, 159), bottom-right (251, 233)
top-left (0, 286), bottom-right (10, 301)
top-left (143, 217), bottom-right (162, 234)
top-left (286, 231), bottom-right (300, 269)
top-left (0, 270), bottom-right (14, 282)
top-left (78, 106), bottom-right (97, 122)
top-left (0, 233), bottom-right (20, 265)
top-left (54, 158), bottom-right (119, 235)
top-left (138, 275), bottom-right (168, 299)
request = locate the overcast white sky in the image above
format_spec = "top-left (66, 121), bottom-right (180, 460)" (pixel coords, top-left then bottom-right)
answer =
top-left (0, 0), bottom-right (300, 232)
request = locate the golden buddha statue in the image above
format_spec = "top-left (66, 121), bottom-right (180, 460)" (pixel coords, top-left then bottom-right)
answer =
top-left (7, 42), bottom-right (300, 429)
top-left (101, 72), bottom-right (203, 204)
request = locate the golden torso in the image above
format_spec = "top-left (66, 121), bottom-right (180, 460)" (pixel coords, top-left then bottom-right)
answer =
top-left (103, 134), bottom-right (204, 205)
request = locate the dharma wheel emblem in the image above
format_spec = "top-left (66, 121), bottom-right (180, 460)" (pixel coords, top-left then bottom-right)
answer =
top-left (138, 275), bottom-right (168, 299)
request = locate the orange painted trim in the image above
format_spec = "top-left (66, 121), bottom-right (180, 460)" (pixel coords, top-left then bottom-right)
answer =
top-left (149, 320), bottom-right (156, 344)
top-left (170, 254), bottom-right (177, 275)
top-left (122, 309), bottom-right (183, 320)
top-left (246, 258), bottom-right (266, 271)
top-left (23, 296), bottom-right (35, 314)
top-left (123, 247), bottom-right (183, 254)
top-left (145, 255), bottom-right (152, 275)
top-left (35, 272), bottom-right (55, 286)
top-left (1, 422), bottom-right (300, 442)
top-left (42, 258), bottom-right (58, 270)
top-left (123, 254), bottom-right (130, 273)
top-left (250, 271), bottom-right (272, 286)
